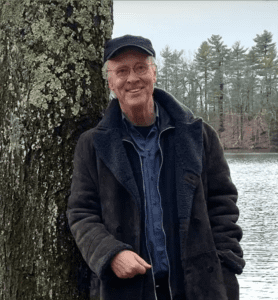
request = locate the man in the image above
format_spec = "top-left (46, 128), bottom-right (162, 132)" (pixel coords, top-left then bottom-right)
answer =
top-left (67, 35), bottom-right (245, 300)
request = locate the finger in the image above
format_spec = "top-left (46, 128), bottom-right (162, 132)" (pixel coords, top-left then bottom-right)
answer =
top-left (144, 261), bottom-right (152, 268)
top-left (134, 253), bottom-right (152, 268)
top-left (122, 268), bottom-right (141, 279)
top-left (137, 264), bottom-right (148, 275)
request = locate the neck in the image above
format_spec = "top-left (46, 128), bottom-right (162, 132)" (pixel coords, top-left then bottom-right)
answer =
top-left (122, 100), bottom-right (156, 127)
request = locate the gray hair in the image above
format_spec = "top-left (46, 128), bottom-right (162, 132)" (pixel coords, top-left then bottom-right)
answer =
top-left (102, 56), bottom-right (157, 81)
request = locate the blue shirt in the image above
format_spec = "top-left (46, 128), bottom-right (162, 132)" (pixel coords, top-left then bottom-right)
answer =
top-left (122, 102), bottom-right (169, 279)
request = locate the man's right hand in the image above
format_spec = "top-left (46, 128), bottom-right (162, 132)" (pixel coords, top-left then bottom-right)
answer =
top-left (111, 250), bottom-right (152, 279)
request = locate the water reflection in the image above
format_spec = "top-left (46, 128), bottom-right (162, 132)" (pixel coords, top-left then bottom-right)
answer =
top-left (224, 153), bottom-right (278, 300)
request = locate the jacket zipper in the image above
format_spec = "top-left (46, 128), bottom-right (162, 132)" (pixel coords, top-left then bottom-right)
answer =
top-left (124, 125), bottom-right (175, 300)
top-left (157, 127), bottom-right (174, 300)
top-left (122, 139), bottom-right (158, 299)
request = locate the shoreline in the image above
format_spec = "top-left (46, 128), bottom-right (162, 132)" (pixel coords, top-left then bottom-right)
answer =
top-left (224, 148), bottom-right (278, 154)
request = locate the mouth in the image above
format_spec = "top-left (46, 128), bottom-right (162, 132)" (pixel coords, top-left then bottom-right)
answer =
top-left (127, 87), bottom-right (144, 94)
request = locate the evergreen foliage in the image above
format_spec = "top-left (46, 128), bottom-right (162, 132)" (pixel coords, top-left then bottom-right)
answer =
top-left (194, 41), bottom-right (211, 115)
top-left (156, 30), bottom-right (278, 150)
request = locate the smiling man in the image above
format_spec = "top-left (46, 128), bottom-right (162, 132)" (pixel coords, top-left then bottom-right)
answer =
top-left (67, 35), bottom-right (245, 300)
top-left (106, 48), bottom-right (157, 127)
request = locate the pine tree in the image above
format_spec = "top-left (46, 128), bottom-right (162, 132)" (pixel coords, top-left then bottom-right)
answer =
top-left (229, 41), bottom-right (248, 111)
top-left (228, 42), bottom-right (249, 145)
top-left (0, 0), bottom-right (113, 299)
top-left (252, 30), bottom-right (278, 150)
top-left (194, 41), bottom-right (212, 119)
top-left (208, 35), bottom-right (230, 132)
top-left (179, 56), bottom-right (190, 105)
top-left (252, 30), bottom-right (278, 108)
top-left (244, 48), bottom-right (259, 114)
top-left (159, 45), bottom-right (172, 92)
top-left (169, 49), bottom-right (184, 101)
top-left (185, 61), bottom-right (200, 114)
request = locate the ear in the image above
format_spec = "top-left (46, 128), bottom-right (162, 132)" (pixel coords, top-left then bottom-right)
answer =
top-left (108, 77), bottom-right (115, 91)
top-left (152, 68), bottom-right (157, 84)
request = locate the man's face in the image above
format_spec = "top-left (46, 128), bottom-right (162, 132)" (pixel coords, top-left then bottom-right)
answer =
top-left (107, 50), bottom-right (157, 112)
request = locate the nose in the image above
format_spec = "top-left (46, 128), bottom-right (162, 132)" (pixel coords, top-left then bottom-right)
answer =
top-left (126, 68), bottom-right (140, 82)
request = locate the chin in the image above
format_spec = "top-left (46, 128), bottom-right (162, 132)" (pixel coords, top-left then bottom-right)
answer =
top-left (127, 91), bottom-right (151, 101)
top-left (127, 96), bottom-right (149, 107)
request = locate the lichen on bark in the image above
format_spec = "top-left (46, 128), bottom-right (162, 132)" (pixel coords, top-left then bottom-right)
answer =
top-left (0, 0), bottom-right (113, 299)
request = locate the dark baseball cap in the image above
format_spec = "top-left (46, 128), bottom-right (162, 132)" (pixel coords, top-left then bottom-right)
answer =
top-left (104, 35), bottom-right (156, 63)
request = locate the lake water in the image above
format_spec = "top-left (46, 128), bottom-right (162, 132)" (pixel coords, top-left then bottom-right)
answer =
top-left (224, 153), bottom-right (278, 300)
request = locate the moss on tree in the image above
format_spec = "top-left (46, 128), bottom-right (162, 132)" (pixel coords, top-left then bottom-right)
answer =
top-left (0, 0), bottom-right (113, 299)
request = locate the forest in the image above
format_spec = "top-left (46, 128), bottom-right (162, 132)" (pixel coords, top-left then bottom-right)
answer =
top-left (155, 31), bottom-right (278, 151)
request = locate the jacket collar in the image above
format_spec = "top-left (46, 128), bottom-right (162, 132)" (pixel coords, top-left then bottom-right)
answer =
top-left (121, 101), bottom-right (160, 142)
top-left (91, 88), bottom-right (203, 213)
top-left (96, 87), bottom-right (196, 130)
top-left (121, 100), bottom-right (160, 126)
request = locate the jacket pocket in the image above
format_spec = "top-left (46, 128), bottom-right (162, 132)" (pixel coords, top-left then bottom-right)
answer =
top-left (221, 265), bottom-right (239, 300)
top-left (183, 173), bottom-right (200, 187)
top-left (217, 249), bottom-right (245, 275)
top-left (90, 272), bottom-right (100, 299)
top-left (184, 251), bottom-right (228, 300)
top-left (176, 173), bottom-right (200, 220)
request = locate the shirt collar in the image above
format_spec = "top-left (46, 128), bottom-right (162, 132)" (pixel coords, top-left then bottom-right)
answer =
top-left (121, 101), bottom-right (159, 128)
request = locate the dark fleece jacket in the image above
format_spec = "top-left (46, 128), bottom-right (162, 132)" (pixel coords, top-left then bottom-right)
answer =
top-left (67, 88), bottom-right (245, 300)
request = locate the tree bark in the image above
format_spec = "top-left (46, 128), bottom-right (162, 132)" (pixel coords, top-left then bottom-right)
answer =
top-left (219, 82), bottom-right (225, 132)
top-left (0, 0), bottom-right (113, 299)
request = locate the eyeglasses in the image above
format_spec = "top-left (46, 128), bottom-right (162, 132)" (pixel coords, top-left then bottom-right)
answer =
top-left (108, 62), bottom-right (152, 79)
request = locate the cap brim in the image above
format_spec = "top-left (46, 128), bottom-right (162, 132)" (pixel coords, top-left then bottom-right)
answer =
top-left (107, 45), bottom-right (153, 60)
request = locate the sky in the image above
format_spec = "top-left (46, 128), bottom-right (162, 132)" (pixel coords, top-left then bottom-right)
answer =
top-left (112, 1), bottom-right (278, 63)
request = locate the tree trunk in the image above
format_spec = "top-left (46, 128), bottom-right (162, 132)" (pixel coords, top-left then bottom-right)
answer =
top-left (240, 106), bottom-right (244, 147)
top-left (218, 82), bottom-right (225, 132)
top-left (0, 1), bottom-right (113, 299)
top-left (269, 111), bottom-right (278, 151)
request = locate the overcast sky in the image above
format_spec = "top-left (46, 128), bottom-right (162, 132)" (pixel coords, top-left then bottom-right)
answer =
top-left (112, 1), bottom-right (278, 62)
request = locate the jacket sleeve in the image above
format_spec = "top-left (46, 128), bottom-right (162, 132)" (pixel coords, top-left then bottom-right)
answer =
top-left (66, 131), bottom-right (133, 280)
top-left (204, 124), bottom-right (245, 275)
